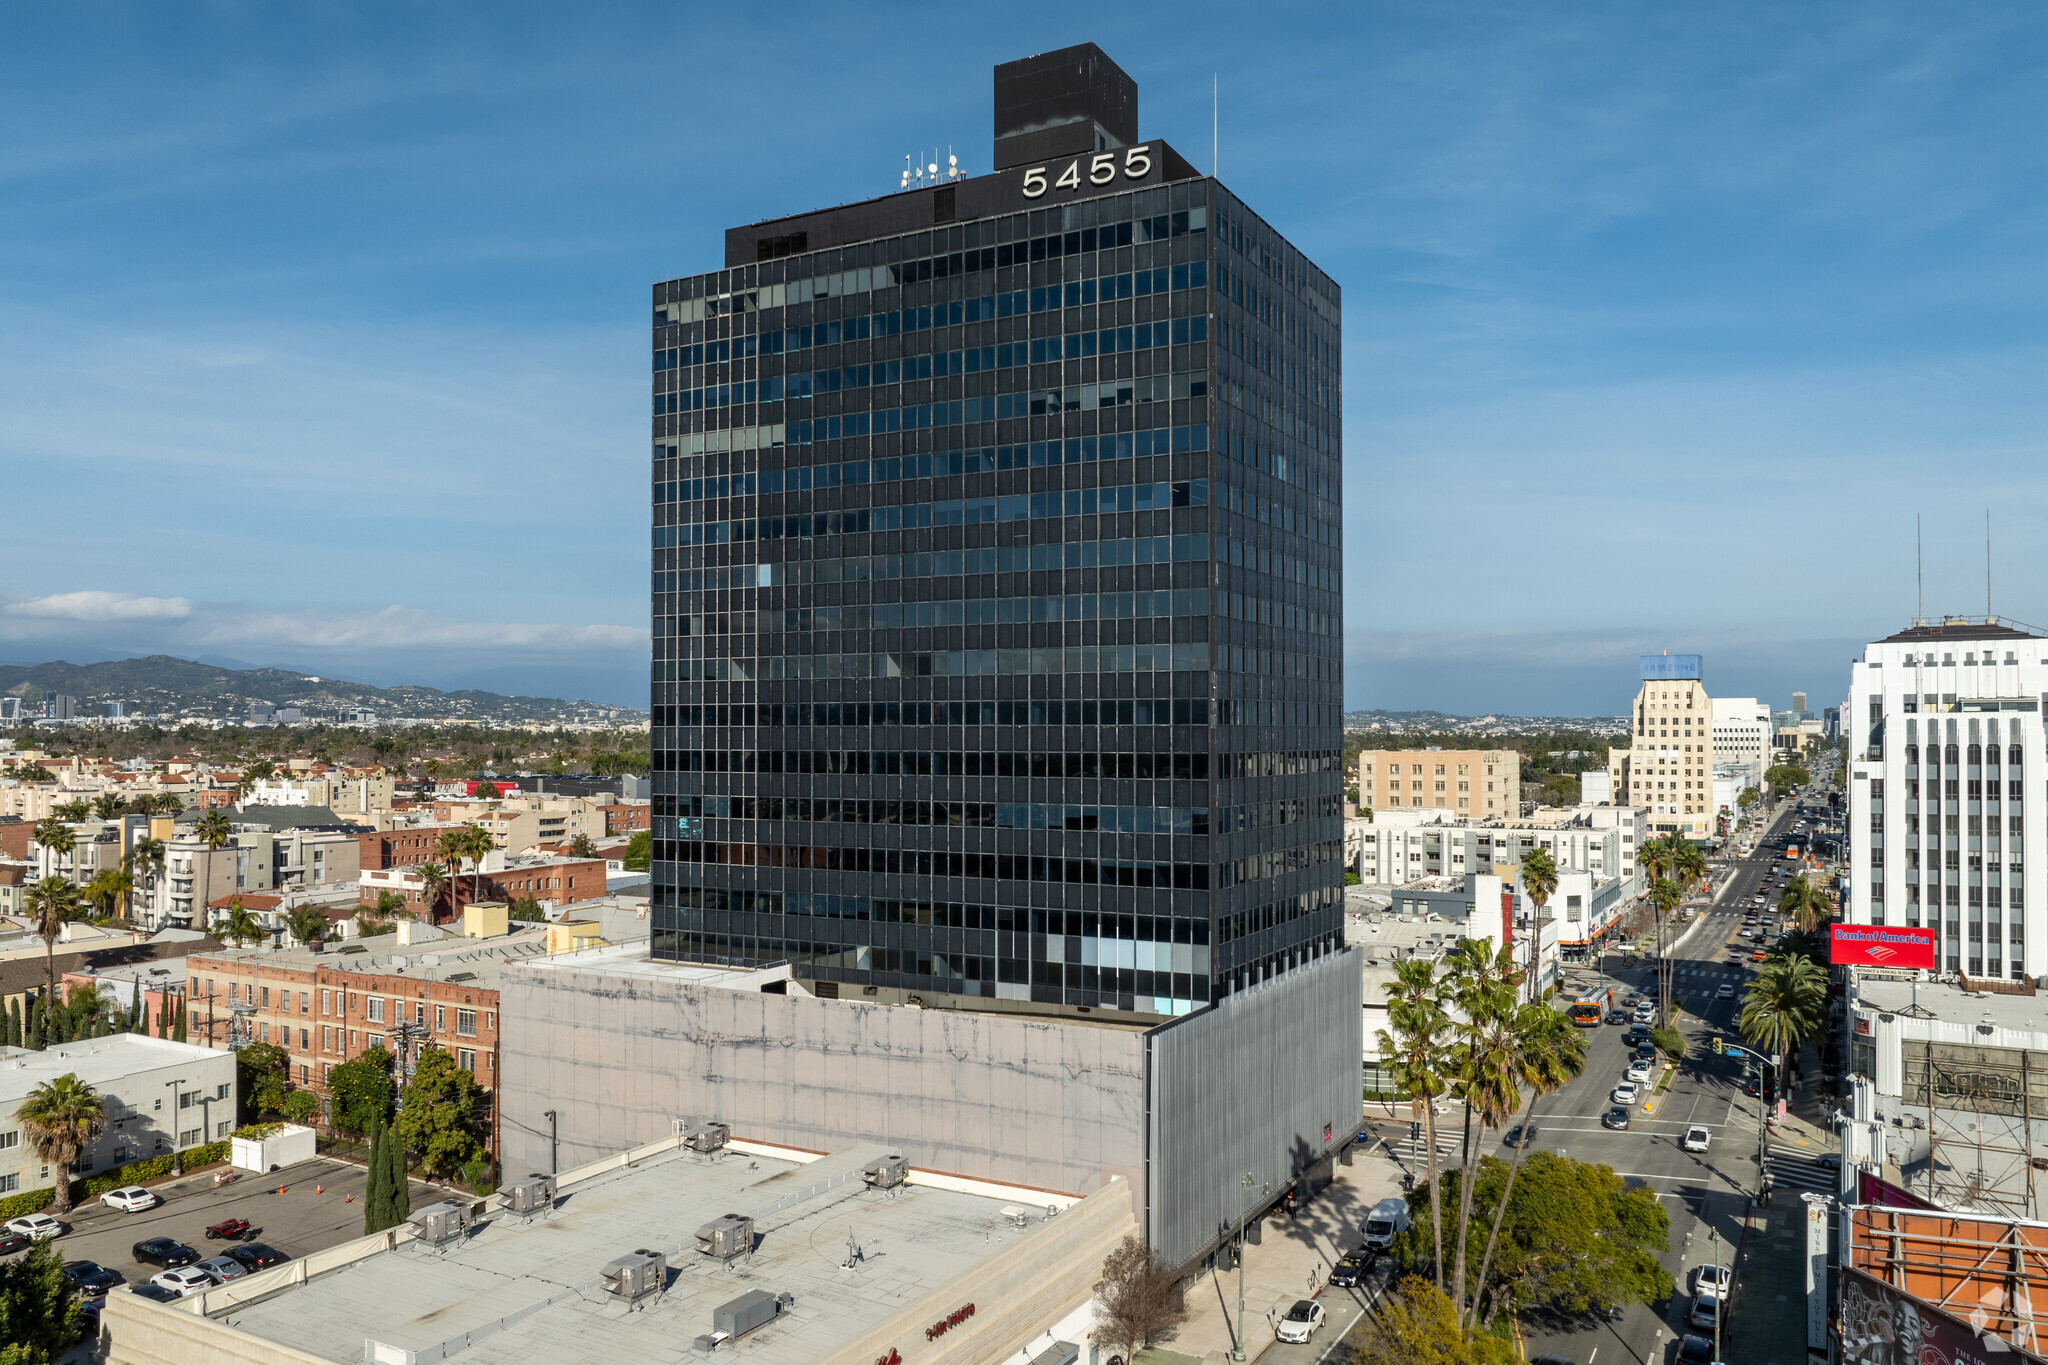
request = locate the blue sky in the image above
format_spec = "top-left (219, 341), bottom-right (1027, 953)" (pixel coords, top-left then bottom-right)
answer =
top-left (2, 3), bottom-right (2044, 714)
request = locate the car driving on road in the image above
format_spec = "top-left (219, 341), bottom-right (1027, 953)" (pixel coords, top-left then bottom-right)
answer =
top-left (1602, 1106), bottom-right (1633, 1131)
top-left (1717, 983), bottom-right (1735, 999)
top-left (1611, 1081), bottom-right (1641, 1105)
top-left (1625, 1059), bottom-right (1652, 1083)
top-left (1328, 1252), bottom-right (1369, 1288)
top-left (1682, 1126), bottom-right (1712, 1153)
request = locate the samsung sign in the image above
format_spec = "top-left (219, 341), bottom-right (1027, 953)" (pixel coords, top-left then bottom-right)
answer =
top-left (1640, 654), bottom-right (1703, 681)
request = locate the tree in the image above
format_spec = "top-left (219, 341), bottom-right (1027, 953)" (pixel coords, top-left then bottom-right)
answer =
top-left (1739, 956), bottom-right (1828, 1070)
top-left (417, 862), bottom-right (450, 920)
top-left (506, 896), bottom-right (547, 922)
top-left (1737, 786), bottom-right (1760, 810)
top-left (237, 1042), bottom-right (292, 1121)
top-left (90, 792), bottom-right (126, 822)
top-left (394, 1045), bottom-right (490, 1180)
top-left (125, 835), bottom-right (166, 921)
top-left (83, 867), bottom-right (132, 922)
top-left (622, 829), bottom-right (650, 871)
top-left (23, 877), bottom-right (82, 1015)
top-left (50, 800), bottom-right (90, 823)
top-left (218, 898), bottom-right (263, 948)
top-left (1377, 957), bottom-right (1452, 1291)
top-left (328, 1046), bottom-right (397, 1138)
top-left (1091, 1233), bottom-right (1187, 1361)
top-left (362, 1120), bottom-right (398, 1234)
top-left (462, 824), bottom-right (495, 907)
top-left (281, 1089), bottom-right (320, 1125)
top-left (1349, 1276), bottom-right (1520, 1365)
top-left (1648, 877), bottom-right (1683, 1024)
top-left (567, 832), bottom-right (597, 858)
top-left (284, 904), bottom-right (331, 950)
top-left (1779, 875), bottom-right (1832, 933)
top-left (1518, 847), bottom-right (1558, 926)
top-left (30, 819), bottom-right (74, 874)
top-left (1440, 937), bottom-right (1524, 1313)
top-left (374, 890), bottom-right (412, 919)
top-left (1468, 1005), bottom-right (1587, 1326)
top-left (172, 997), bottom-right (186, 1042)
top-left (193, 807), bottom-right (233, 851)
top-left (15, 1073), bottom-right (106, 1214)
top-left (1765, 763), bottom-right (1811, 798)
top-left (0, 1239), bottom-right (83, 1364)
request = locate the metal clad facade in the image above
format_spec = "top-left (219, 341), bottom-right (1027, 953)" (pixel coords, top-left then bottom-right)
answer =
top-left (1143, 948), bottom-right (1362, 1267)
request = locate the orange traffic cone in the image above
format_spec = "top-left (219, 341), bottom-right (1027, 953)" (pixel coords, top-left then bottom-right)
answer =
top-left (278, 1184), bottom-right (286, 1195)
top-left (345, 1193), bottom-right (353, 1204)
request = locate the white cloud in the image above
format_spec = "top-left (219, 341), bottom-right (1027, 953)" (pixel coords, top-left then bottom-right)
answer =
top-left (194, 604), bottom-right (643, 652)
top-left (4, 591), bottom-right (193, 622)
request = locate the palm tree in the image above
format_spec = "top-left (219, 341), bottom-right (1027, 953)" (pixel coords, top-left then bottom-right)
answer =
top-left (218, 898), bottom-right (263, 948)
top-left (1779, 876), bottom-right (1832, 933)
top-left (23, 877), bottom-right (82, 1018)
top-left (1468, 1004), bottom-right (1587, 1325)
top-left (1376, 958), bottom-right (1452, 1291)
top-left (193, 808), bottom-right (233, 852)
top-left (284, 904), bottom-right (331, 950)
top-left (417, 861), bottom-right (450, 921)
top-left (1442, 939), bottom-right (1524, 1315)
top-left (51, 799), bottom-right (90, 822)
top-left (16, 1073), bottom-right (105, 1213)
top-left (1518, 848), bottom-right (1558, 991)
top-left (90, 793), bottom-right (126, 822)
top-left (462, 824), bottom-right (495, 906)
top-left (125, 835), bottom-right (166, 923)
top-left (1649, 877), bottom-right (1684, 1024)
top-left (435, 830), bottom-right (470, 914)
top-left (1739, 956), bottom-right (1828, 1081)
top-left (83, 868), bottom-right (133, 923)
top-left (32, 818), bottom-right (75, 879)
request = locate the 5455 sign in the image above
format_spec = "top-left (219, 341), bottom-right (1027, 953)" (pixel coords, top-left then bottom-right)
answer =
top-left (1022, 145), bottom-right (1154, 199)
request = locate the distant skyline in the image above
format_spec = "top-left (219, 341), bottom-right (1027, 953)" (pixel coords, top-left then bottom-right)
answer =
top-left (3, 4), bottom-right (2044, 712)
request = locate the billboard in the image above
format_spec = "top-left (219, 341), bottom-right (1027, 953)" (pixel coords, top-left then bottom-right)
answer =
top-left (1839, 1266), bottom-right (2047, 1365)
top-left (1640, 653), bottom-right (1702, 681)
top-left (1831, 924), bottom-right (1938, 970)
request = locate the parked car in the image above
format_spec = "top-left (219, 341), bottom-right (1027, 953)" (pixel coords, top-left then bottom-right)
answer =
top-left (98, 1186), bottom-right (158, 1213)
top-left (149, 1266), bottom-right (215, 1298)
top-left (1602, 1106), bottom-right (1633, 1131)
top-left (194, 1255), bottom-right (246, 1284)
top-left (1693, 1263), bottom-right (1731, 1299)
top-left (131, 1237), bottom-right (199, 1269)
top-left (1682, 1126), bottom-right (1712, 1154)
top-left (1611, 1081), bottom-right (1641, 1105)
top-left (5, 1215), bottom-right (63, 1242)
top-left (1275, 1299), bottom-right (1325, 1344)
top-left (1677, 1333), bottom-right (1717, 1364)
top-left (1634, 1043), bottom-right (1658, 1062)
top-left (1328, 1252), bottom-right (1369, 1288)
top-left (60, 1261), bottom-right (124, 1298)
top-left (226, 1243), bottom-right (290, 1272)
top-left (1689, 1294), bottom-right (1723, 1332)
top-left (0, 1232), bottom-right (31, 1256)
top-left (125, 1283), bottom-right (181, 1303)
top-left (1361, 1198), bottom-right (1410, 1252)
top-left (1626, 1059), bottom-right (1652, 1083)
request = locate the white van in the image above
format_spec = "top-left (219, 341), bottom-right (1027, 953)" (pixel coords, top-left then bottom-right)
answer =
top-left (1361, 1197), bottom-right (1410, 1251)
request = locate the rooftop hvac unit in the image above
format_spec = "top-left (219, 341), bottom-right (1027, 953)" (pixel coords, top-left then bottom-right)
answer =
top-left (601, 1248), bottom-right (667, 1301)
top-left (863, 1154), bottom-right (908, 1189)
top-left (410, 1201), bottom-right (470, 1247)
top-left (696, 1213), bottom-right (754, 1261)
top-left (713, 1288), bottom-right (791, 1338)
top-left (498, 1173), bottom-right (555, 1214)
top-left (684, 1122), bottom-right (730, 1153)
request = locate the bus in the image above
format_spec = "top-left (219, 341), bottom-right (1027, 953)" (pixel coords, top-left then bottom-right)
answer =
top-left (1567, 999), bottom-right (1605, 1028)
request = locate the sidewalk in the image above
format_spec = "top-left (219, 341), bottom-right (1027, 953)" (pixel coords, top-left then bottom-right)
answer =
top-left (1721, 1036), bottom-right (1834, 1365)
top-left (1169, 1150), bottom-right (1404, 1363)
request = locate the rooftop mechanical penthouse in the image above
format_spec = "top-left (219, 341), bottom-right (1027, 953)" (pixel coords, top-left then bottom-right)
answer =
top-left (649, 44), bottom-right (1344, 1019)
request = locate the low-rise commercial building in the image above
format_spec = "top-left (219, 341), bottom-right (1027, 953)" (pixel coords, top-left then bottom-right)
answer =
top-left (358, 855), bottom-right (609, 921)
top-left (0, 1035), bottom-right (236, 1197)
top-left (1357, 748), bottom-right (1520, 817)
top-left (1352, 804), bottom-right (1642, 898)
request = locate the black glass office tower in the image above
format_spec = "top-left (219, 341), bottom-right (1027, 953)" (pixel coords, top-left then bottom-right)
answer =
top-left (649, 44), bottom-right (1343, 1019)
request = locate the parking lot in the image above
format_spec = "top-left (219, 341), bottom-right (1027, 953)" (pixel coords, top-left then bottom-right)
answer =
top-left (15, 1156), bottom-right (443, 1298)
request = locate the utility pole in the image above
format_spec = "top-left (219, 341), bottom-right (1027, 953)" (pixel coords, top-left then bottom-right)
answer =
top-left (1231, 1172), bottom-right (1268, 1362)
top-left (1711, 1224), bottom-right (1723, 1363)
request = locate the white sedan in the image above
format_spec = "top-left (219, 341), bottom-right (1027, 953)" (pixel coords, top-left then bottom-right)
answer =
top-left (1612, 1081), bottom-right (1641, 1105)
top-left (1716, 984), bottom-right (1735, 999)
top-left (150, 1266), bottom-right (215, 1298)
top-left (1625, 1059), bottom-right (1653, 1083)
top-left (4, 1213), bottom-right (63, 1241)
top-left (99, 1186), bottom-right (158, 1213)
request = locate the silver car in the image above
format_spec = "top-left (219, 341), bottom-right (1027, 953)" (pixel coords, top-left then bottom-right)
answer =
top-left (194, 1256), bottom-right (246, 1284)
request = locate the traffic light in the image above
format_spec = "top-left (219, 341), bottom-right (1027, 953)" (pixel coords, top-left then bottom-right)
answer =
top-left (1712, 1036), bottom-right (1723, 1055)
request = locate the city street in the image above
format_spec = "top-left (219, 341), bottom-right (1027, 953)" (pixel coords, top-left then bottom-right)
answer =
top-left (1507, 798), bottom-right (1839, 1365)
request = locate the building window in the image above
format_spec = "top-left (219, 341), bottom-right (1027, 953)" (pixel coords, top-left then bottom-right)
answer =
top-left (300, 991), bottom-right (310, 1015)
top-left (367, 997), bottom-right (385, 1023)
top-left (457, 1009), bottom-right (477, 1037)
top-left (179, 1128), bottom-right (202, 1148)
top-left (458, 1049), bottom-right (476, 1071)
top-left (215, 1120), bottom-right (231, 1138)
top-left (0, 1174), bottom-right (15, 1194)
top-left (435, 1005), bottom-right (447, 1032)
top-left (0, 1130), bottom-right (16, 1150)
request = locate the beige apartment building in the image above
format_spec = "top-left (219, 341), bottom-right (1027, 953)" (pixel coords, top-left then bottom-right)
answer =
top-left (1606, 658), bottom-right (1714, 839)
top-left (1357, 749), bottom-right (1521, 817)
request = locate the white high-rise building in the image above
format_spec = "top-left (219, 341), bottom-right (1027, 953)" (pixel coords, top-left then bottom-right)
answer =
top-left (1607, 654), bottom-right (1715, 840)
top-left (1712, 697), bottom-right (1772, 773)
top-left (1846, 619), bottom-right (2048, 982)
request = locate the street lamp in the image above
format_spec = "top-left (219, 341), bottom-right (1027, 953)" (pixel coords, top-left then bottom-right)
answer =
top-left (1229, 1172), bottom-right (1269, 1362)
top-left (164, 1079), bottom-right (183, 1176)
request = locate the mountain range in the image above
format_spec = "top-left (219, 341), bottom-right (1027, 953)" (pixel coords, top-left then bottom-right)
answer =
top-left (0, 655), bottom-right (639, 724)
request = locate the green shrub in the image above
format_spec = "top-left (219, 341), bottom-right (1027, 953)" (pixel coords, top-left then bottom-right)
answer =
top-left (234, 1123), bottom-right (288, 1141)
top-left (1651, 1026), bottom-right (1685, 1060)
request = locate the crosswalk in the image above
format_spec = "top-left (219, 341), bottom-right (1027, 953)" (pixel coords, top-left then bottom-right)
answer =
top-left (1380, 1133), bottom-right (1460, 1166)
top-left (1768, 1141), bottom-right (1841, 1194)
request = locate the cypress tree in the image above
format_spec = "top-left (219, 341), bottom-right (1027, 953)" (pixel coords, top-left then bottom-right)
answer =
top-left (157, 991), bottom-right (171, 1038)
top-left (173, 998), bottom-right (187, 1043)
top-left (131, 980), bottom-right (143, 1032)
top-left (26, 997), bottom-right (44, 1051)
top-left (4, 997), bottom-right (18, 1048)
top-left (362, 1121), bottom-right (387, 1234)
top-left (386, 1120), bottom-right (410, 1222)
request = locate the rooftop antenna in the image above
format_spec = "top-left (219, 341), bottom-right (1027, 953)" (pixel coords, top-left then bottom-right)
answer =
top-left (1986, 508), bottom-right (1993, 621)
top-left (1212, 72), bottom-right (1219, 177)
top-left (1916, 515), bottom-right (1924, 626)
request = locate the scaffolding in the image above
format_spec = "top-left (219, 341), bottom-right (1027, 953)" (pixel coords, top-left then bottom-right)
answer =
top-left (1907, 1039), bottom-right (2048, 1220)
top-left (1846, 1205), bottom-right (2048, 1357)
